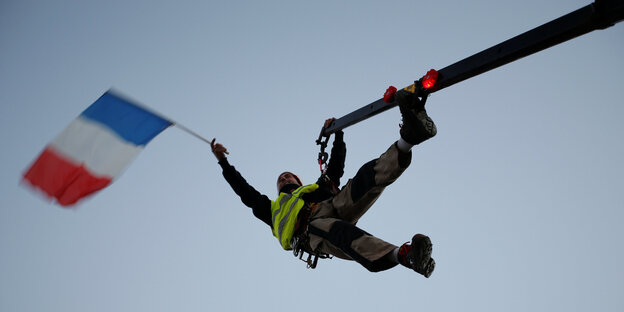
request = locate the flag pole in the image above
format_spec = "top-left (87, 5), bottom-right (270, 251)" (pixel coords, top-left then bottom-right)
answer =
top-left (173, 123), bottom-right (212, 144)
top-left (173, 122), bottom-right (228, 156)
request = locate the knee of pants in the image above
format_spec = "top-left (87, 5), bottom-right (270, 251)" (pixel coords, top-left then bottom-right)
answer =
top-left (350, 159), bottom-right (377, 203)
top-left (326, 220), bottom-right (369, 250)
top-left (311, 221), bottom-right (397, 272)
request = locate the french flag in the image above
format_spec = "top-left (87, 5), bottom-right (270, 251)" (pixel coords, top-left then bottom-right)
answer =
top-left (23, 90), bottom-right (172, 206)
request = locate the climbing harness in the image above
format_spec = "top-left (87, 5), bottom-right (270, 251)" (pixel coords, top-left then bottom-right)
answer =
top-left (291, 234), bottom-right (332, 269)
top-left (290, 203), bottom-right (332, 269)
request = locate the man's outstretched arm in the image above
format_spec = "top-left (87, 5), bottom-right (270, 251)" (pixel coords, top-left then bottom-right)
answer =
top-left (211, 139), bottom-right (272, 227)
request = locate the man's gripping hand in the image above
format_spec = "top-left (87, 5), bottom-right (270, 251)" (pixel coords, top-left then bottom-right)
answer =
top-left (323, 117), bottom-right (336, 130)
top-left (210, 138), bottom-right (229, 161)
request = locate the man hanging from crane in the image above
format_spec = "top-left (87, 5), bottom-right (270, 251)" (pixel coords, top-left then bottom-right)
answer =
top-left (211, 0), bottom-right (624, 276)
top-left (211, 87), bottom-right (437, 277)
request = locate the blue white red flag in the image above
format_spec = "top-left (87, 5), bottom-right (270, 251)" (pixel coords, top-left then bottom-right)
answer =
top-left (23, 90), bottom-right (172, 206)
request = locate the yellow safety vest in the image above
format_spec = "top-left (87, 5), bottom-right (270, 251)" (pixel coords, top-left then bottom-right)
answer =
top-left (270, 184), bottom-right (319, 250)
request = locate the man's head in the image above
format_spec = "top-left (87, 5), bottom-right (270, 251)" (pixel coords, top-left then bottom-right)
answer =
top-left (277, 171), bottom-right (302, 193)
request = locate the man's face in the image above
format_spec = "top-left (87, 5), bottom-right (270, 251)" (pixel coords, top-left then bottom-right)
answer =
top-left (277, 172), bottom-right (301, 191)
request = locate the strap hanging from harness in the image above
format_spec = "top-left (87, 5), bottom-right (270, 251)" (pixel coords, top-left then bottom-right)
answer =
top-left (290, 203), bottom-right (332, 269)
top-left (316, 127), bottom-right (330, 174)
top-left (315, 126), bottom-right (340, 195)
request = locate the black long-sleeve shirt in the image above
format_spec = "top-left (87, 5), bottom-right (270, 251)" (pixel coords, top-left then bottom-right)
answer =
top-left (218, 131), bottom-right (346, 228)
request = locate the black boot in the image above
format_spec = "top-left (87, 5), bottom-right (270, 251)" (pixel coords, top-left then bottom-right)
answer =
top-left (398, 234), bottom-right (436, 278)
top-left (395, 89), bottom-right (437, 145)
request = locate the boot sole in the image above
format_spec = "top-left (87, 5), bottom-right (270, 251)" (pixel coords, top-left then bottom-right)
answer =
top-left (411, 234), bottom-right (434, 277)
top-left (423, 258), bottom-right (435, 278)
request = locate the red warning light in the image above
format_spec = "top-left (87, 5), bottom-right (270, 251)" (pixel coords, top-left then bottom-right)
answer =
top-left (421, 69), bottom-right (438, 89)
top-left (383, 86), bottom-right (397, 103)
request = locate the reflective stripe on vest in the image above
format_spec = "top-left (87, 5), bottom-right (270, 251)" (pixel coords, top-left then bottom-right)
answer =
top-left (270, 184), bottom-right (319, 250)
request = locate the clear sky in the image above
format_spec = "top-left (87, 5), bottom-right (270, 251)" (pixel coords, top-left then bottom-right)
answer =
top-left (2, 0), bottom-right (623, 311)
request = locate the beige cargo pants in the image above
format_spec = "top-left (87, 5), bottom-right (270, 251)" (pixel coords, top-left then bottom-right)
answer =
top-left (307, 142), bottom-right (411, 272)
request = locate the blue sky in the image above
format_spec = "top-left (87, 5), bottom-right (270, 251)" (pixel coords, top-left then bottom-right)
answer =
top-left (2, 1), bottom-right (623, 311)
